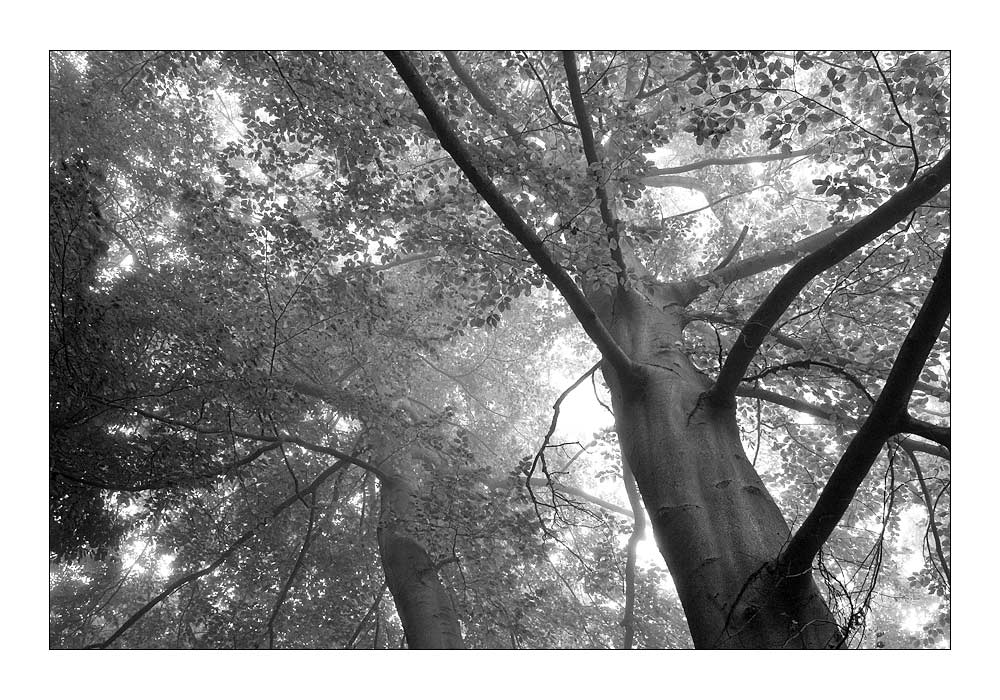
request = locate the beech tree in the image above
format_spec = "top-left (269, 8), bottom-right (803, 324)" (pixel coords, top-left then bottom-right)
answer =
top-left (50, 50), bottom-right (950, 649)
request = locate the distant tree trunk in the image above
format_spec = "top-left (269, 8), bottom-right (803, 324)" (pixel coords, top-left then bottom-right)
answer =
top-left (596, 284), bottom-right (842, 649)
top-left (377, 468), bottom-right (465, 649)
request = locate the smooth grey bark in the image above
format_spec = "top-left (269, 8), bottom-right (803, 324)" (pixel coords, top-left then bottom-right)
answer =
top-left (594, 284), bottom-right (841, 648)
top-left (377, 471), bottom-right (465, 649)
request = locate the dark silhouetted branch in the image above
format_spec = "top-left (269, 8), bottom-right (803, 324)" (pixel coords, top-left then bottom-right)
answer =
top-left (518, 52), bottom-right (578, 128)
top-left (111, 403), bottom-right (389, 482)
top-left (386, 51), bottom-right (639, 382)
top-left (563, 50), bottom-right (628, 280)
top-left (524, 477), bottom-right (633, 520)
top-left (266, 493), bottom-right (319, 648)
top-left (779, 243), bottom-right (950, 575)
top-left (900, 415), bottom-right (950, 449)
top-left (734, 385), bottom-right (949, 461)
top-left (51, 441), bottom-right (283, 493)
top-left (85, 458), bottom-right (349, 649)
top-left (688, 310), bottom-right (950, 402)
top-left (902, 446), bottom-right (950, 586)
top-left (527, 361), bottom-right (603, 513)
top-left (707, 152), bottom-right (950, 407)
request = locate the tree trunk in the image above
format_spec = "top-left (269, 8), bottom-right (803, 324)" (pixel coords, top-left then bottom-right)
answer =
top-left (597, 284), bottom-right (842, 648)
top-left (377, 471), bottom-right (465, 649)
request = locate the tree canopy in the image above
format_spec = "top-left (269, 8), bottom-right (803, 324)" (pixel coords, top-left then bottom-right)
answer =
top-left (49, 49), bottom-right (950, 650)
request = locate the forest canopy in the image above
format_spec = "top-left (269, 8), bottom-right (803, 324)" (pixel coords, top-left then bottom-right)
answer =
top-left (49, 49), bottom-right (950, 649)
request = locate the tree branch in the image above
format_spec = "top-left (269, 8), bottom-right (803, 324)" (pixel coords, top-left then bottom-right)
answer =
top-left (562, 50), bottom-right (628, 281)
top-left (688, 310), bottom-right (950, 402)
top-left (900, 414), bottom-right (950, 449)
top-left (266, 492), bottom-right (318, 648)
top-left (443, 51), bottom-right (524, 143)
top-left (901, 446), bottom-right (950, 586)
top-left (779, 243), bottom-right (950, 575)
top-left (641, 146), bottom-right (821, 177)
top-left (85, 458), bottom-right (349, 649)
top-left (385, 51), bottom-right (639, 381)
top-left (871, 51), bottom-right (919, 183)
top-left (346, 581), bottom-right (389, 649)
top-left (707, 152), bottom-right (950, 406)
top-left (264, 51), bottom-right (305, 112)
top-left (518, 52), bottom-right (578, 128)
top-left (117, 403), bottom-right (390, 481)
top-left (637, 173), bottom-right (712, 194)
top-left (734, 385), bottom-right (949, 460)
top-left (524, 477), bottom-right (633, 520)
top-left (742, 359), bottom-right (875, 404)
top-left (679, 222), bottom-right (849, 301)
top-left (528, 361), bottom-right (602, 482)
top-left (51, 441), bottom-right (283, 493)
top-left (713, 225), bottom-right (750, 271)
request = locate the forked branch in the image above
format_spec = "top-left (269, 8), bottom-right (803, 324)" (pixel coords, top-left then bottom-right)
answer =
top-left (385, 51), bottom-right (639, 381)
top-left (779, 243), bottom-right (950, 576)
top-left (707, 151), bottom-right (950, 406)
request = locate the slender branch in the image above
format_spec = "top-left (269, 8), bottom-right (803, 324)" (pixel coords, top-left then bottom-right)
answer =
top-left (636, 174), bottom-right (745, 248)
top-left (583, 51), bottom-right (620, 94)
top-left (902, 446), bottom-right (950, 586)
top-left (346, 582), bottom-right (390, 649)
top-left (688, 310), bottom-right (950, 402)
top-left (51, 441), bottom-right (283, 493)
top-left (443, 51), bottom-right (523, 143)
top-left (707, 152), bottom-right (950, 406)
top-left (641, 145), bottom-right (821, 177)
top-left (528, 361), bottom-right (602, 481)
top-left (870, 52), bottom-right (919, 182)
top-left (714, 225), bottom-right (750, 271)
top-left (84, 458), bottom-right (349, 649)
top-left (780, 243), bottom-right (950, 575)
top-left (266, 493), bottom-right (319, 648)
top-left (524, 477), bottom-right (633, 520)
top-left (736, 385), bottom-right (842, 422)
top-left (518, 52), bottom-right (578, 128)
top-left (661, 184), bottom-right (768, 223)
top-left (735, 385), bottom-right (949, 460)
top-left (742, 359), bottom-right (875, 403)
top-left (371, 251), bottom-right (440, 271)
top-left (264, 51), bottom-right (306, 112)
top-left (630, 51), bottom-right (725, 104)
top-left (638, 174), bottom-right (712, 194)
top-left (679, 222), bottom-right (849, 301)
top-left (385, 51), bottom-right (639, 381)
top-left (562, 51), bottom-right (628, 281)
top-left (116, 403), bottom-right (390, 481)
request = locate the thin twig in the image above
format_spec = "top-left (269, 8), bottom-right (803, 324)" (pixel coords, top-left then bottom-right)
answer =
top-left (85, 458), bottom-right (349, 648)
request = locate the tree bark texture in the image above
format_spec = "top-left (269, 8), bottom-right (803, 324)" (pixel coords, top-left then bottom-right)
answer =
top-left (596, 284), bottom-right (842, 648)
top-left (377, 469), bottom-right (465, 649)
